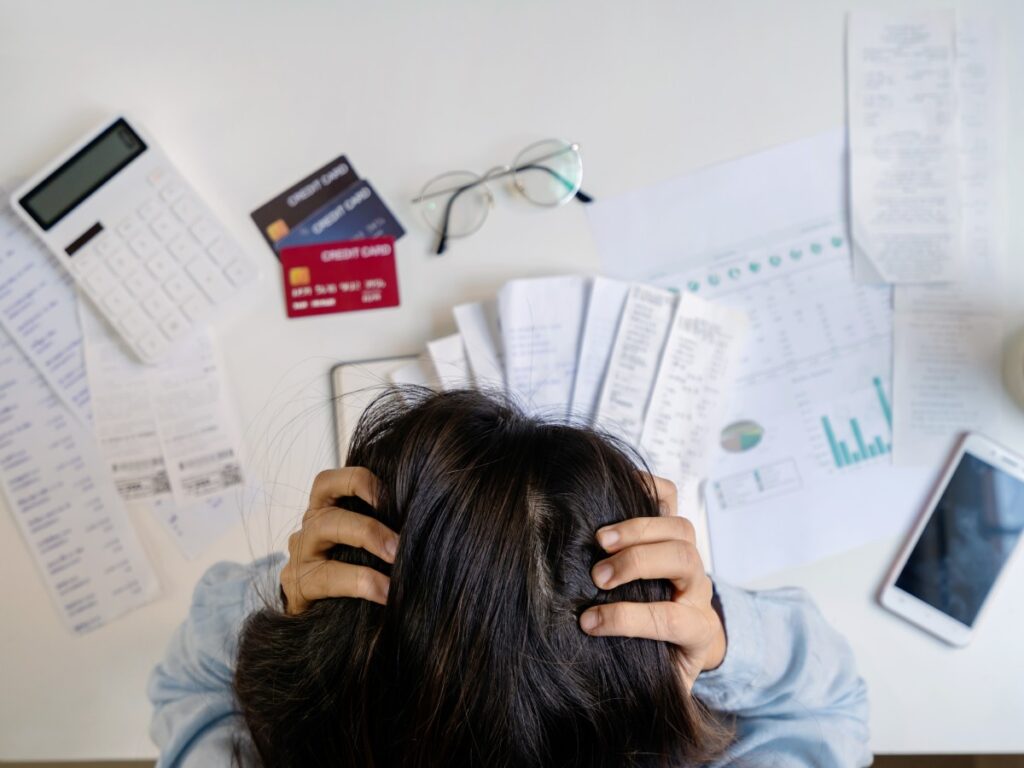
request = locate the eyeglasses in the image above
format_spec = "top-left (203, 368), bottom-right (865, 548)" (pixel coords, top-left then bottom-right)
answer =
top-left (412, 138), bottom-right (593, 255)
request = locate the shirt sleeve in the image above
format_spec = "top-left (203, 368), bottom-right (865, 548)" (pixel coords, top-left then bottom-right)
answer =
top-left (148, 554), bottom-right (285, 768)
top-left (693, 583), bottom-right (872, 768)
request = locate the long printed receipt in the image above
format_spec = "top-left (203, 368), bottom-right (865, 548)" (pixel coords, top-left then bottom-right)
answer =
top-left (80, 305), bottom-right (244, 505)
top-left (848, 12), bottom-right (962, 284)
top-left (0, 207), bottom-right (159, 632)
top-left (892, 17), bottom-right (1013, 466)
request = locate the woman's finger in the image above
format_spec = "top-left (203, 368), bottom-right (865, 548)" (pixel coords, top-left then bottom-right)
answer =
top-left (286, 560), bottom-right (390, 611)
top-left (579, 600), bottom-right (715, 646)
top-left (591, 539), bottom-right (704, 591)
top-left (298, 507), bottom-right (399, 564)
top-left (307, 466), bottom-right (381, 511)
top-left (595, 515), bottom-right (696, 553)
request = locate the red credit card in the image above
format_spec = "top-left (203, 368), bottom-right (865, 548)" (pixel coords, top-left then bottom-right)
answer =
top-left (278, 236), bottom-right (400, 318)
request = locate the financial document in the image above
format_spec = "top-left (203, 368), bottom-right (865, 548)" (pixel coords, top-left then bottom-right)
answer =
top-left (848, 11), bottom-right (962, 284)
top-left (81, 305), bottom-right (245, 506)
top-left (0, 327), bottom-right (159, 632)
top-left (454, 300), bottom-right (504, 390)
top-left (594, 284), bottom-right (676, 443)
top-left (499, 275), bottom-right (588, 416)
top-left (588, 131), bottom-right (931, 582)
top-left (570, 277), bottom-right (629, 422)
top-left (427, 333), bottom-right (472, 390)
top-left (0, 206), bottom-right (91, 424)
top-left (893, 17), bottom-right (1018, 466)
top-left (638, 294), bottom-right (748, 565)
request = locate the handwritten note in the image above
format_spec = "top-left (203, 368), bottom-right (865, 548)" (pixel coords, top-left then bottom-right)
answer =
top-left (848, 11), bottom-right (962, 283)
top-left (498, 276), bottom-right (588, 416)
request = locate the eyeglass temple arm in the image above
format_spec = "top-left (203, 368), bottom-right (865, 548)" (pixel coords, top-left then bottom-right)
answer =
top-left (435, 178), bottom-right (485, 255)
top-left (514, 163), bottom-right (594, 203)
top-left (433, 166), bottom-right (594, 255)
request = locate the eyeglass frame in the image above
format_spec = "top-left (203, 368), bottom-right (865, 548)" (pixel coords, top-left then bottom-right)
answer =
top-left (412, 139), bottom-right (593, 255)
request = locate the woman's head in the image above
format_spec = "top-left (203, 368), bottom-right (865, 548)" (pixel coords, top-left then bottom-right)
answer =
top-left (235, 387), bottom-right (727, 766)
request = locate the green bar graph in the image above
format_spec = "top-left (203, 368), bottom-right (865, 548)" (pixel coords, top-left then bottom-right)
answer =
top-left (874, 376), bottom-right (892, 428)
top-left (822, 417), bottom-right (843, 467)
top-left (821, 377), bottom-right (894, 469)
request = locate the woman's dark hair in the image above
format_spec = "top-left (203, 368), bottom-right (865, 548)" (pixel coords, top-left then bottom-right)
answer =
top-left (234, 387), bottom-right (731, 766)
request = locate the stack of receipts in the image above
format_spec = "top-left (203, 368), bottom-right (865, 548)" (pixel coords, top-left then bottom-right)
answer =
top-left (354, 276), bottom-right (748, 569)
top-left (848, 13), bottom-right (1016, 467)
top-left (0, 200), bottom-right (245, 633)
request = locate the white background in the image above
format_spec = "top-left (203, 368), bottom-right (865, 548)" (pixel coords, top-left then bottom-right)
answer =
top-left (1, 0), bottom-right (1023, 759)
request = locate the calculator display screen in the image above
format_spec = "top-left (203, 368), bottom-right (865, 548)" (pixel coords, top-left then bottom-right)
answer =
top-left (20, 118), bottom-right (147, 231)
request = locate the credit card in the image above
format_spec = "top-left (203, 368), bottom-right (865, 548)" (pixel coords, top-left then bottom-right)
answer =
top-left (279, 237), bottom-right (400, 318)
top-left (274, 180), bottom-right (405, 252)
top-left (250, 154), bottom-right (360, 253)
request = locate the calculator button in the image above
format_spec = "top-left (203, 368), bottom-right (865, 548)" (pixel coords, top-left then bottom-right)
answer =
top-left (190, 217), bottom-right (221, 246)
top-left (162, 273), bottom-right (198, 303)
top-left (159, 310), bottom-right (190, 342)
top-left (187, 259), bottom-right (233, 303)
top-left (143, 290), bottom-right (175, 321)
top-left (138, 198), bottom-right (162, 221)
top-left (124, 270), bottom-right (158, 299)
top-left (84, 265), bottom-right (117, 297)
top-left (180, 295), bottom-right (210, 322)
top-left (95, 235), bottom-right (118, 257)
top-left (102, 287), bottom-right (134, 317)
top-left (129, 231), bottom-right (160, 260)
top-left (223, 258), bottom-right (255, 287)
top-left (70, 249), bottom-right (100, 276)
top-left (207, 238), bottom-right (241, 267)
top-left (106, 246), bottom-right (138, 278)
top-left (117, 307), bottom-right (150, 339)
top-left (150, 212), bottom-right (179, 242)
top-left (147, 167), bottom-right (169, 187)
top-left (160, 181), bottom-right (184, 204)
top-left (168, 234), bottom-right (202, 265)
top-left (172, 195), bottom-right (201, 225)
top-left (137, 331), bottom-right (170, 362)
top-left (146, 253), bottom-right (177, 282)
top-left (116, 216), bottom-right (143, 239)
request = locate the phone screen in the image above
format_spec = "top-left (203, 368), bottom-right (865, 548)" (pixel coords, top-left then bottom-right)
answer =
top-left (896, 451), bottom-right (1024, 626)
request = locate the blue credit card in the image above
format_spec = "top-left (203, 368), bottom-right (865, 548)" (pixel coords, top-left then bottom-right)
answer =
top-left (274, 179), bottom-right (405, 252)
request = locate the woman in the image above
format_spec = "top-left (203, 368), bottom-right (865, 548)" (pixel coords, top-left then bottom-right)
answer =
top-left (149, 388), bottom-right (871, 766)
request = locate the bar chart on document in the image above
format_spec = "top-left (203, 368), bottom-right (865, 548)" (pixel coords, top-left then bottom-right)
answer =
top-left (653, 217), bottom-right (894, 512)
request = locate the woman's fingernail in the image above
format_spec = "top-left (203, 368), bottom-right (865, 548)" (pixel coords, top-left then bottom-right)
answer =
top-left (593, 563), bottom-right (614, 587)
top-left (597, 528), bottom-right (620, 549)
top-left (580, 611), bottom-right (601, 632)
top-left (386, 538), bottom-right (398, 557)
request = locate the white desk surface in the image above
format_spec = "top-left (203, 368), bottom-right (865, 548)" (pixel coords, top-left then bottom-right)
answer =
top-left (2, 0), bottom-right (1023, 760)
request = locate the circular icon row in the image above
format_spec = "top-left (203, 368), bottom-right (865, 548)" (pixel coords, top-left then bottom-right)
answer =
top-left (687, 235), bottom-right (844, 292)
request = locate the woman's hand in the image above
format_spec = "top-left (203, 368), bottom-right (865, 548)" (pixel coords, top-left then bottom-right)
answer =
top-left (280, 467), bottom-right (399, 615)
top-left (579, 474), bottom-right (726, 689)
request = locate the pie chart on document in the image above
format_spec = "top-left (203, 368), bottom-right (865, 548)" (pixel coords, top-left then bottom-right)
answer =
top-left (720, 420), bottom-right (765, 453)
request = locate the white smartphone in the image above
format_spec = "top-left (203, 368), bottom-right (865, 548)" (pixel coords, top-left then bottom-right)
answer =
top-left (879, 432), bottom-right (1024, 646)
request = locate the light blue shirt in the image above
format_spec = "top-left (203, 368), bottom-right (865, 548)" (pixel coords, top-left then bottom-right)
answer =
top-left (149, 555), bottom-right (871, 767)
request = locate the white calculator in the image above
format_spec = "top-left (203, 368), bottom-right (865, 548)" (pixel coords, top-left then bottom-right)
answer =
top-left (9, 116), bottom-right (257, 364)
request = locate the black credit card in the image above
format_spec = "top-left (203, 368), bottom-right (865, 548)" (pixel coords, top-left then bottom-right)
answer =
top-left (250, 155), bottom-right (360, 254)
